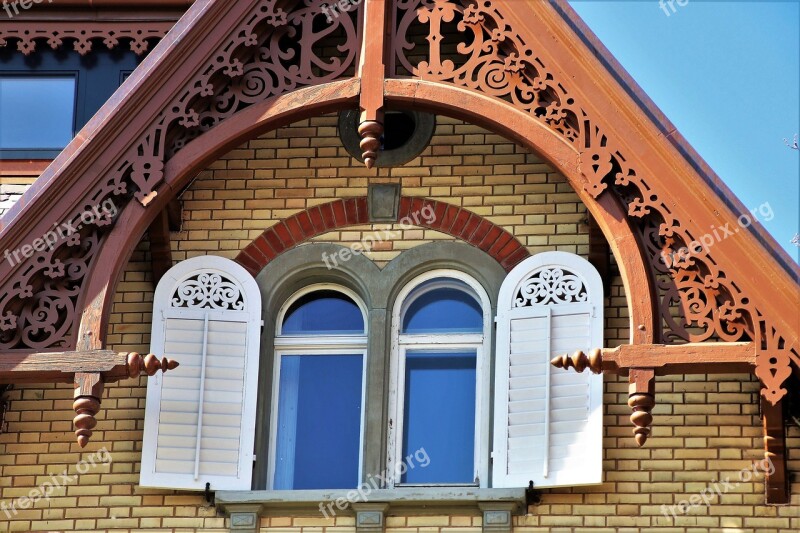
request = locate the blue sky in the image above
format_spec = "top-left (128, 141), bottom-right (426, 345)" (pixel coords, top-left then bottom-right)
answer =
top-left (569, 0), bottom-right (800, 262)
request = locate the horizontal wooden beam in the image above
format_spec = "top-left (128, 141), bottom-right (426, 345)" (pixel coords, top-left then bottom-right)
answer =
top-left (552, 342), bottom-right (756, 376)
top-left (0, 350), bottom-right (177, 384)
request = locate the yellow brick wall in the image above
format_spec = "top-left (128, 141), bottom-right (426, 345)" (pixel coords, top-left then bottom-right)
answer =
top-left (1, 116), bottom-right (796, 532)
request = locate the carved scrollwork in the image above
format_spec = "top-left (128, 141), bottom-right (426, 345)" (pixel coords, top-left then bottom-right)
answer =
top-left (393, 0), bottom-right (581, 143)
top-left (392, 0), bottom-right (795, 400)
top-left (513, 268), bottom-right (588, 307)
top-left (0, 0), bottom-right (359, 351)
top-left (172, 273), bottom-right (245, 311)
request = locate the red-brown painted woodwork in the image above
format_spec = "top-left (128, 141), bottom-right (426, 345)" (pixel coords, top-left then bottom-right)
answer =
top-left (73, 372), bottom-right (103, 448)
top-left (234, 196), bottom-right (530, 275)
top-left (761, 397), bottom-right (788, 505)
top-left (552, 343), bottom-right (757, 376)
top-left (0, 0), bottom-right (362, 352)
top-left (357, 0), bottom-right (390, 168)
top-left (0, 21), bottom-right (174, 56)
top-left (628, 369), bottom-right (656, 447)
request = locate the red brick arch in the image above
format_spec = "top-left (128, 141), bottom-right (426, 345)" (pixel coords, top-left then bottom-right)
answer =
top-left (235, 196), bottom-right (530, 276)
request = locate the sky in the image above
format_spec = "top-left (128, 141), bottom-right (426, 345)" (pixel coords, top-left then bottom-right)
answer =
top-left (569, 0), bottom-right (800, 263)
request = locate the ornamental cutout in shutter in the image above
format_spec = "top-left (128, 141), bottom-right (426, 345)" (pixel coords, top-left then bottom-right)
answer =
top-left (140, 256), bottom-right (261, 491)
top-left (493, 252), bottom-right (603, 489)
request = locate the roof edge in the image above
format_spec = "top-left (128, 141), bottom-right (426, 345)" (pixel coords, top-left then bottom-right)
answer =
top-left (551, 0), bottom-right (799, 279)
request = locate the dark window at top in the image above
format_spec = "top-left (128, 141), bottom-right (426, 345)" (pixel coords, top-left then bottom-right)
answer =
top-left (0, 76), bottom-right (76, 150)
top-left (0, 47), bottom-right (143, 159)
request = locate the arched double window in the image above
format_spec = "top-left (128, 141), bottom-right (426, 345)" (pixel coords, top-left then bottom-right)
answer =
top-left (140, 248), bottom-right (604, 493)
top-left (268, 285), bottom-right (368, 490)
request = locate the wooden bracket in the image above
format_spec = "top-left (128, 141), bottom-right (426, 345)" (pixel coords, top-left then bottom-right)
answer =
top-left (0, 351), bottom-right (179, 447)
top-left (552, 343), bottom-right (758, 447)
top-left (628, 368), bottom-right (656, 446)
top-left (551, 342), bottom-right (756, 376)
top-left (761, 396), bottom-right (789, 504)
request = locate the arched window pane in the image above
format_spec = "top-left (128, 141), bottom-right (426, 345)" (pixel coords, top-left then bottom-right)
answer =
top-left (282, 290), bottom-right (364, 335)
top-left (402, 280), bottom-right (482, 334)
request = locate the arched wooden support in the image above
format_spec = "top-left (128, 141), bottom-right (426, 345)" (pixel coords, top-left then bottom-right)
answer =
top-left (628, 369), bottom-right (655, 447)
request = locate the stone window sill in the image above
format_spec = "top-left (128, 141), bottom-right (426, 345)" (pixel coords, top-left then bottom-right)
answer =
top-left (216, 488), bottom-right (526, 533)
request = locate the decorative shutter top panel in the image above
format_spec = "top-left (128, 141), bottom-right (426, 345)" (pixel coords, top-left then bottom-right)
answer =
top-left (141, 255), bottom-right (261, 491)
top-left (493, 252), bottom-right (603, 489)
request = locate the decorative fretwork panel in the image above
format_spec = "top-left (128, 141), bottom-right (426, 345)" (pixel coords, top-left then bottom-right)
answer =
top-left (0, 0), bottom-right (360, 351)
top-left (0, 22), bottom-right (173, 56)
top-left (171, 272), bottom-right (245, 311)
top-left (513, 268), bottom-right (588, 307)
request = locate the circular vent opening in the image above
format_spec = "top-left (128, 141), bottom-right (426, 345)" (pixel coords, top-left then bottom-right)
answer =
top-left (338, 109), bottom-right (436, 168)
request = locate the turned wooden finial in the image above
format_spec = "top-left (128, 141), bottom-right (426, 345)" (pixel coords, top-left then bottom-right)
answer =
top-left (126, 352), bottom-right (179, 378)
top-left (628, 368), bottom-right (656, 447)
top-left (628, 393), bottom-right (655, 446)
top-left (73, 372), bottom-right (104, 448)
top-left (358, 120), bottom-right (383, 169)
top-left (550, 348), bottom-right (603, 374)
top-left (73, 396), bottom-right (100, 448)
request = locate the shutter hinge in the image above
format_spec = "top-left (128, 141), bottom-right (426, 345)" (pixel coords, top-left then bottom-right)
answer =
top-left (204, 482), bottom-right (215, 507)
top-left (525, 481), bottom-right (542, 506)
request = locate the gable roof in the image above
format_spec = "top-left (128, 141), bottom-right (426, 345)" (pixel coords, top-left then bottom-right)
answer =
top-left (0, 0), bottom-right (796, 401)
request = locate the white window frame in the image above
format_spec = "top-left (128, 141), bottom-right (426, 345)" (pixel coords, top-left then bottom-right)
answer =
top-left (387, 270), bottom-right (492, 488)
top-left (266, 284), bottom-right (369, 490)
top-left (140, 254), bottom-right (261, 491)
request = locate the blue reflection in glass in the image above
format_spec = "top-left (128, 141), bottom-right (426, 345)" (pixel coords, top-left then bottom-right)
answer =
top-left (0, 77), bottom-right (75, 149)
top-left (274, 354), bottom-right (363, 489)
top-left (402, 282), bottom-right (482, 334)
top-left (402, 351), bottom-right (476, 484)
top-left (282, 290), bottom-right (364, 335)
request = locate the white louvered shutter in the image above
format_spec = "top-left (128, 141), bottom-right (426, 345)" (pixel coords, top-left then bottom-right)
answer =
top-left (492, 252), bottom-right (603, 488)
top-left (140, 255), bottom-right (261, 491)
